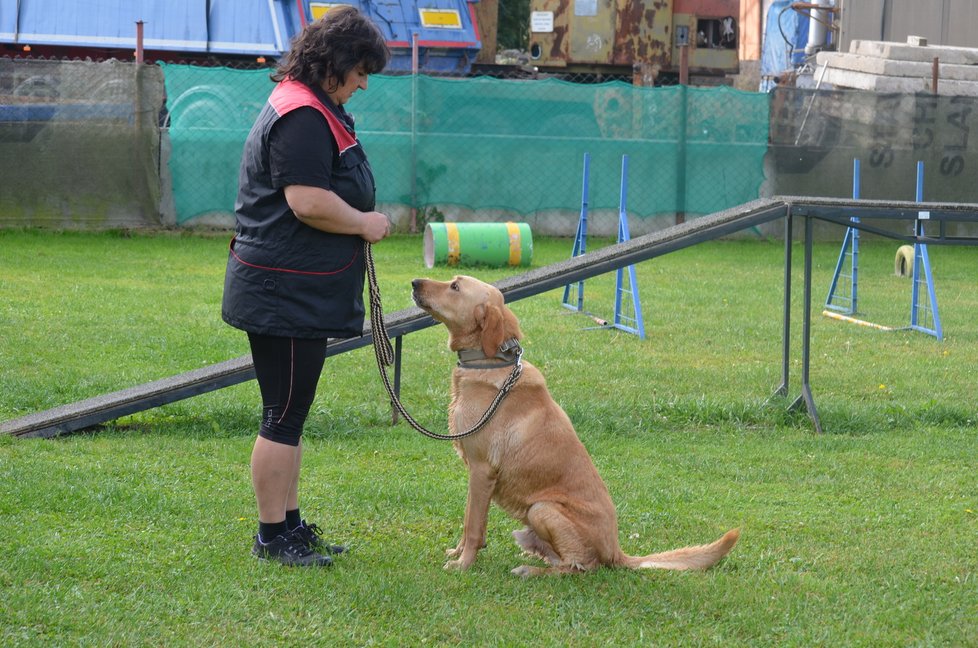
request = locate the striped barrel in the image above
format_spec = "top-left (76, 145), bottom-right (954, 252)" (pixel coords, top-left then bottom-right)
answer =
top-left (423, 222), bottom-right (533, 268)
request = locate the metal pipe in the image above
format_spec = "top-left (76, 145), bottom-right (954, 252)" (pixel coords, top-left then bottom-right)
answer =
top-left (410, 32), bottom-right (419, 233)
top-left (135, 20), bottom-right (144, 63)
top-left (777, 208), bottom-right (793, 397)
top-left (678, 44), bottom-right (689, 86)
top-left (392, 335), bottom-right (403, 424)
top-left (800, 215), bottom-right (823, 433)
top-left (804, 0), bottom-right (829, 55)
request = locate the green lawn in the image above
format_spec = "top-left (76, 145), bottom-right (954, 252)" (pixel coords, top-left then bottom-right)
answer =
top-left (1, 229), bottom-right (976, 646)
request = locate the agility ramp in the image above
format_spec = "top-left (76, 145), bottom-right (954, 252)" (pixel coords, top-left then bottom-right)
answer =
top-left (4, 196), bottom-right (978, 438)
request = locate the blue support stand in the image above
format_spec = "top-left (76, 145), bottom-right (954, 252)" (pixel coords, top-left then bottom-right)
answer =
top-left (825, 159), bottom-right (861, 314)
top-left (612, 156), bottom-right (645, 339)
top-left (909, 161), bottom-right (943, 340)
top-left (822, 160), bottom-right (942, 340)
top-left (561, 153), bottom-right (645, 340)
top-left (562, 153), bottom-right (589, 312)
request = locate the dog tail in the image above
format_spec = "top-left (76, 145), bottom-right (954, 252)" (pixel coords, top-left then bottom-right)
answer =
top-left (622, 528), bottom-right (740, 571)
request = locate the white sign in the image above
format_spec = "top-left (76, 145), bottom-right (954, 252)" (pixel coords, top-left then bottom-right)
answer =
top-left (575, 0), bottom-right (597, 17)
top-left (530, 11), bottom-right (554, 33)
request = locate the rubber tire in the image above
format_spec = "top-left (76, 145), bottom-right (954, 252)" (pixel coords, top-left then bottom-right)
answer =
top-left (894, 245), bottom-right (914, 277)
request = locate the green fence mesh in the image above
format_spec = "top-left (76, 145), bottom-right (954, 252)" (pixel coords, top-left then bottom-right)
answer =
top-left (162, 64), bottom-right (770, 227)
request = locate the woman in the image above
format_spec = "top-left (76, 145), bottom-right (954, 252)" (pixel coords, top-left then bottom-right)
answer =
top-left (222, 6), bottom-right (391, 567)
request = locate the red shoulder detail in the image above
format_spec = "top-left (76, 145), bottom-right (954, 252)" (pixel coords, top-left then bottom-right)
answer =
top-left (268, 79), bottom-right (357, 155)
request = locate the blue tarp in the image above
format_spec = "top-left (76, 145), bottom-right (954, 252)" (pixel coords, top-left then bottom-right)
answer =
top-left (0, 0), bottom-right (481, 70)
top-left (760, 0), bottom-right (810, 91)
top-left (0, 0), bottom-right (295, 55)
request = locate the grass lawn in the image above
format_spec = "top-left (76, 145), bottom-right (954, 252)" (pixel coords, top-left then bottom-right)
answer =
top-left (1, 228), bottom-right (976, 646)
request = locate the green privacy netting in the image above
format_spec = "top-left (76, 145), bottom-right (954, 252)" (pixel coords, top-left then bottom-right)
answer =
top-left (162, 64), bottom-right (770, 225)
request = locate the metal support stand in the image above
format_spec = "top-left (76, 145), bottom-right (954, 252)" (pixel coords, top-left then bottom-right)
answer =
top-left (562, 153), bottom-right (644, 339)
top-left (611, 155), bottom-right (645, 339)
top-left (777, 209), bottom-right (822, 432)
top-left (562, 153), bottom-right (590, 312)
top-left (909, 161), bottom-right (943, 340)
top-left (787, 215), bottom-right (823, 433)
top-left (391, 335), bottom-right (403, 424)
top-left (776, 209), bottom-right (793, 397)
top-left (824, 159), bottom-right (862, 314)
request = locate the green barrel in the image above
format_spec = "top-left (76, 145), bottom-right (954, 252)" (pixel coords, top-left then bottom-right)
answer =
top-left (423, 222), bottom-right (533, 268)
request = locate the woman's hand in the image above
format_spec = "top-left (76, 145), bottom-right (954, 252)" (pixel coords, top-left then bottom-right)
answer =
top-left (359, 210), bottom-right (391, 243)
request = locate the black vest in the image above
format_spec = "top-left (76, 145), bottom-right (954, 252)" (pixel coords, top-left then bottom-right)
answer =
top-left (222, 80), bottom-right (376, 339)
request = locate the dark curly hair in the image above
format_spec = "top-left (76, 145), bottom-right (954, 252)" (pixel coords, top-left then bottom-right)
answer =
top-left (271, 6), bottom-right (389, 91)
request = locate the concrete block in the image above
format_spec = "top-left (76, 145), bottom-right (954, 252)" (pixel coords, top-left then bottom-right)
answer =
top-left (849, 39), bottom-right (978, 66)
top-left (816, 52), bottom-right (978, 83)
top-left (821, 66), bottom-right (978, 97)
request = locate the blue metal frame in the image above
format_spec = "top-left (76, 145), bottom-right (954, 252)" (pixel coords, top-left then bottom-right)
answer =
top-left (562, 153), bottom-right (590, 312)
top-left (612, 155), bottom-right (646, 339)
top-left (561, 153), bottom-right (644, 339)
top-left (824, 160), bottom-right (942, 341)
top-left (824, 159), bottom-right (861, 314)
top-left (910, 161), bottom-right (943, 340)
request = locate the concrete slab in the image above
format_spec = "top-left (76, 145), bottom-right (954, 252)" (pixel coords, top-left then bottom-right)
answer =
top-left (821, 66), bottom-right (978, 96)
top-left (849, 40), bottom-right (978, 66)
top-left (817, 52), bottom-right (978, 82)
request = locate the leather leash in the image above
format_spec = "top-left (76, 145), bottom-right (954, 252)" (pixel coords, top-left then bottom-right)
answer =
top-left (364, 241), bottom-right (523, 441)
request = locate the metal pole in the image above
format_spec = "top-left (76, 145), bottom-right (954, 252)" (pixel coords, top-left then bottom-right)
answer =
top-left (410, 32), bottom-right (419, 233)
top-left (800, 215), bottom-right (823, 433)
top-left (795, 61), bottom-right (828, 146)
top-left (392, 335), bottom-right (403, 424)
top-left (776, 208), bottom-right (793, 396)
top-left (678, 44), bottom-right (689, 86)
top-left (911, 161), bottom-right (924, 327)
top-left (135, 20), bottom-right (144, 63)
top-left (675, 83), bottom-right (687, 225)
top-left (851, 158), bottom-right (861, 312)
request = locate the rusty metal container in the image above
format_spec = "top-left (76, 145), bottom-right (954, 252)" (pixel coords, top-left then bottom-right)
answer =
top-left (528, 0), bottom-right (739, 82)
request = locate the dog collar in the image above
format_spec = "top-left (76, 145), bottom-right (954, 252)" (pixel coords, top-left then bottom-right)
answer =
top-left (457, 337), bottom-right (523, 369)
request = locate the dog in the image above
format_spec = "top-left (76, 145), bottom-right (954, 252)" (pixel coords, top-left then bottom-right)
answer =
top-left (411, 275), bottom-right (739, 576)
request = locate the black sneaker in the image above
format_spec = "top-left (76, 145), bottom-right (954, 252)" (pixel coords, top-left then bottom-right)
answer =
top-left (292, 520), bottom-right (347, 555)
top-left (252, 530), bottom-right (333, 567)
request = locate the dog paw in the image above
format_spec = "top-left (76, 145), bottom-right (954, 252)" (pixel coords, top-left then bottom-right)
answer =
top-left (444, 559), bottom-right (470, 571)
top-left (511, 565), bottom-right (533, 578)
top-left (445, 546), bottom-right (462, 558)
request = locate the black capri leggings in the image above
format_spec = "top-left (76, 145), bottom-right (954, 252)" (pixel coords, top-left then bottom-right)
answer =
top-left (248, 332), bottom-right (328, 446)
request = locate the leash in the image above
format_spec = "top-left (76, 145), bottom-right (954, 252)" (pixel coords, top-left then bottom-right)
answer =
top-left (364, 241), bottom-right (523, 441)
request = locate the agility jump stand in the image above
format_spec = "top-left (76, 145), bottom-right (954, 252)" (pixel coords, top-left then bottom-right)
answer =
top-left (562, 153), bottom-right (590, 313)
top-left (908, 162), bottom-right (943, 339)
top-left (823, 159), bottom-right (863, 317)
top-left (562, 154), bottom-right (646, 339)
top-left (823, 160), bottom-right (942, 340)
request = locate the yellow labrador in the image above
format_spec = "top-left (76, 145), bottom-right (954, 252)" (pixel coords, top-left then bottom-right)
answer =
top-left (411, 275), bottom-right (739, 576)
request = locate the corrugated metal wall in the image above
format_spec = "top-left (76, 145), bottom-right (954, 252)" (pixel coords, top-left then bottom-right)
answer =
top-left (838, 0), bottom-right (977, 50)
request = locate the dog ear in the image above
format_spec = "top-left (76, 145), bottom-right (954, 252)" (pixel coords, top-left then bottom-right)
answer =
top-left (479, 302), bottom-right (522, 357)
top-left (479, 303), bottom-right (506, 358)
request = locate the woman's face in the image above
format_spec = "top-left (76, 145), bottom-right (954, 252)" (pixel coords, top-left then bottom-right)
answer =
top-left (325, 65), bottom-right (368, 105)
